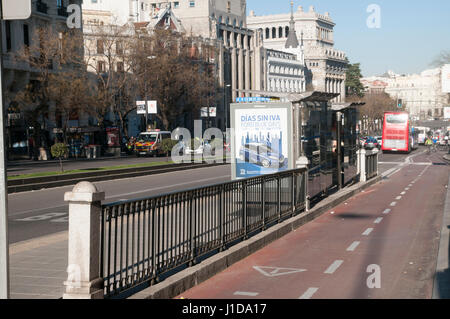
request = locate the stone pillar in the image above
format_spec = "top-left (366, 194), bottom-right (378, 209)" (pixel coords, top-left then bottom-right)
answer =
top-left (341, 79), bottom-right (346, 102)
top-left (357, 149), bottom-right (367, 182)
top-left (230, 33), bottom-right (237, 102)
top-left (63, 182), bottom-right (105, 299)
top-left (237, 33), bottom-right (244, 97)
top-left (244, 34), bottom-right (251, 94)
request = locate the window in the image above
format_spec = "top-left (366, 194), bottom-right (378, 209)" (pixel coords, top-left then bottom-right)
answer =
top-left (5, 21), bottom-right (12, 52)
top-left (189, 1), bottom-right (195, 7)
top-left (97, 40), bottom-right (104, 54)
top-left (23, 24), bottom-right (30, 47)
top-left (116, 41), bottom-right (123, 55)
top-left (174, 2), bottom-right (179, 8)
top-left (227, 1), bottom-right (231, 13)
top-left (117, 62), bottom-right (124, 72)
top-left (97, 61), bottom-right (105, 73)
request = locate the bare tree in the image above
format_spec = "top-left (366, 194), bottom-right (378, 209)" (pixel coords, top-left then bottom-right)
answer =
top-left (13, 26), bottom-right (86, 158)
top-left (431, 50), bottom-right (450, 67)
top-left (130, 29), bottom-right (218, 131)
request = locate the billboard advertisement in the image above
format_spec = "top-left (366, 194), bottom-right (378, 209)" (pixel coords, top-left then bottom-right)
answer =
top-left (443, 64), bottom-right (450, 93)
top-left (230, 103), bottom-right (293, 180)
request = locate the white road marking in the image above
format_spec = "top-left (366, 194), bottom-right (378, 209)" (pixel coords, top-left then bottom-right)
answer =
top-left (390, 202), bottom-right (397, 207)
top-left (374, 217), bottom-right (383, 224)
top-left (346, 241), bottom-right (360, 252)
top-left (234, 291), bottom-right (259, 297)
top-left (383, 209), bottom-right (391, 215)
top-left (405, 188), bottom-right (410, 191)
top-left (362, 228), bottom-right (373, 236)
top-left (253, 266), bottom-right (307, 277)
top-left (400, 192), bottom-right (406, 195)
top-left (396, 196), bottom-right (402, 200)
top-left (299, 288), bottom-right (319, 299)
top-left (324, 260), bottom-right (344, 274)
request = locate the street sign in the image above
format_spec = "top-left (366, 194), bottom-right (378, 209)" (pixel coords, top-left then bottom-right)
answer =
top-left (2, 0), bottom-right (32, 20)
top-left (201, 107), bottom-right (217, 118)
top-left (147, 100), bottom-right (157, 114)
top-left (136, 101), bottom-right (146, 114)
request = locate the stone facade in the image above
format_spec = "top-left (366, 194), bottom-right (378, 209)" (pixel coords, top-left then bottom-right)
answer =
top-left (362, 68), bottom-right (449, 120)
top-left (247, 4), bottom-right (347, 102)
top-left (2, 0), bottom-right (84, 154)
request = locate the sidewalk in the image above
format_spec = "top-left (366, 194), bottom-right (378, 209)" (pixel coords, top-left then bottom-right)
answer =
top-left (9, 232), bottom-right (68, 299)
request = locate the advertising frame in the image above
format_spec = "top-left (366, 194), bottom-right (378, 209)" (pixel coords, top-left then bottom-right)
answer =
top-left (230, 102), bottom-right (294, 180)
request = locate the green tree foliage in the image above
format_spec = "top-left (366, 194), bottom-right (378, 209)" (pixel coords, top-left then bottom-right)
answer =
top-left (160, 138), bottom-right (178, 160)
top-left (345, 62), bottom-right (365, 98)
top-left (50, 143), bottom-right (69, 173)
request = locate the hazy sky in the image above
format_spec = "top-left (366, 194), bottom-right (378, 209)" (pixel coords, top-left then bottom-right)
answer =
top-left (247, 0), bottom-right (450, 77)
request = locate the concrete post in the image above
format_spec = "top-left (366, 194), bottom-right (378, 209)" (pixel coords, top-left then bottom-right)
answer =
top-left (358, 149), bottom-right (367, 182)
top-left (63, 182), bottom-right (105, 299)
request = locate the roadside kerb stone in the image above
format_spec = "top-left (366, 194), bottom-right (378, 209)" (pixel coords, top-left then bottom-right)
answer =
top-left (129, 174), bottom-right (383, 299)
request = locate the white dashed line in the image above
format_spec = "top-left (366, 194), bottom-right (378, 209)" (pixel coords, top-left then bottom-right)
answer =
top-left (396, 196), bottom-right (402, 200)
top-left (383, 209), bottom-right (391, 215)
top-left (400, 192), bottom-right (406, 195)
top-left (234, 291), bottom-right (259, 297)
top-left (299, 288), bottom-right (319, 299)
top-left (390, 202), bottom-right (397, 207)
top-left (324, 260), bottom-right (344, 274)
top-left (346, 241), bottom-right (360, 252)
top-left (362, 228), bottom-right (373, 236)
top-left (405, 188), bottom-right (410, 191)
top-left (374, 217), bottom-right (383, 224)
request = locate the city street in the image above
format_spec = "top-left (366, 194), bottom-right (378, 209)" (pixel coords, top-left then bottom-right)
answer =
top-left (8, 163), bottom-right (231, 244)
top-left (7, 147), bottom-right (449, 299)
top-left (176, 148), bottom-right (449, 299)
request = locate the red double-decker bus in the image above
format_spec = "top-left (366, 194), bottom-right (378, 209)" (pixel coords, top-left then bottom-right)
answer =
top-left (382, 112), bottom-right (412, 153)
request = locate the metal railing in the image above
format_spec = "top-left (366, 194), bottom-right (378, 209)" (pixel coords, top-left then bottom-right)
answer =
top-left (100, 168), bottom-right (307, 298)
top-left (365, 150), bottom-right (378, 180)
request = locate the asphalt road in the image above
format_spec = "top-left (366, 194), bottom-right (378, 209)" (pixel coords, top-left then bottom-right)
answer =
top-left (176, 148), bottom-right (449, 299)
top-left (7, 164), bottom-right (232, 244)
top-left (6, 147), bottom-right (434, 245)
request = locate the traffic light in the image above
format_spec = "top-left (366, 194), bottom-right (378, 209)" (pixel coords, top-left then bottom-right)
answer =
top-left (397, 99), bottom-right (403, 108)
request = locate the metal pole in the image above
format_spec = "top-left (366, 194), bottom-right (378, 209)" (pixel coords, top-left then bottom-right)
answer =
top-left (0, 2), bottom-right (10, 299)
top-left (336, 111), bottom-right (343, 190)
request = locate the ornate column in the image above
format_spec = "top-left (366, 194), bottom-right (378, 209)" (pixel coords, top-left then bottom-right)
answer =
top-left (237, 33), bottom-right (244, 98)
top-left (230, 32), bottom-right (237, 102)
top-left (244, 34), bottom-right (251, 95)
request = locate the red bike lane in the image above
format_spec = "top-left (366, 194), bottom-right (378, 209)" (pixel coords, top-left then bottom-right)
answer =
top-left (176, 153), bottom-right (448, 299)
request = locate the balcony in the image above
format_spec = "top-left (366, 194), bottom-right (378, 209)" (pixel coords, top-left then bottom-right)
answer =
top-left (36, 2), bottom-right (48, 14)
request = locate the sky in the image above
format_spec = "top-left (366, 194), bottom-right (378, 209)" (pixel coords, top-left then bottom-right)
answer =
top-left (246, 0), bottom-right (450, 77)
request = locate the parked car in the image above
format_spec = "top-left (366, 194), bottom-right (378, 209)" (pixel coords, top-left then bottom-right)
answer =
top-left (375, 136), bottom-right (383, 148)
top-left (364, 137), bottom-right (380, 150)
top-left (239, 143), bottom-right (286, 168)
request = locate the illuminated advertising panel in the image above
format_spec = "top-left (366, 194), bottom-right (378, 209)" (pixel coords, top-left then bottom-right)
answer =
top-left (230, 103), bottom-right (293, 180)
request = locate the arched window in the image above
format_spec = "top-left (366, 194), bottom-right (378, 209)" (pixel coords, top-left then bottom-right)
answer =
top-left (265, 28), bottom-right (270, 39)
top-left (218, 16), bottom-right (222, 23)
top-left (272, 27), bottom-right (276, 39)
top-left (233, 19), bottom-right (237, 27)
top-left (226, 17), bottom-right (230, 25)
top-left (278, 27), bottom-right (283, 38)
top-left (285, 26), bottom-right (289, 37)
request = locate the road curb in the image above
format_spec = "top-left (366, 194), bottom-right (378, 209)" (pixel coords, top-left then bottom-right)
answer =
top-left (128, 175), bottom-right (383, 299)
top-left (432, 174), bottom-right (450, 299)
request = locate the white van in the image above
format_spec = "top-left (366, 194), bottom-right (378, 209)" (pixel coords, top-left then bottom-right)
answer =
top-left (134, 130), bottom-right (172, 156)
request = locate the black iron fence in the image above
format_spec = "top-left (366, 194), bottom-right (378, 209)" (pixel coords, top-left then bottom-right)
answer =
top-left (100, 168), bottom-right (307, 298)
